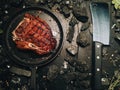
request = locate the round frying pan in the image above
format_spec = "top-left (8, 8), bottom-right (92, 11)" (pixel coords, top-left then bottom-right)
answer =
top-left (3, 7), bottom-right (63, 90)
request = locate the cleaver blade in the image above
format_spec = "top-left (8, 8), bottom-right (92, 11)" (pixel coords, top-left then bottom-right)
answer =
top-left (90, 2), bottom-right (110, 45)
top-left (90, 2), bottom-right (110, 90)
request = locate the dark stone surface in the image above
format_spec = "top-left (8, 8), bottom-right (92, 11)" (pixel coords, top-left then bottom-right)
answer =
top-left (0, 0), bottom-right (119, 90)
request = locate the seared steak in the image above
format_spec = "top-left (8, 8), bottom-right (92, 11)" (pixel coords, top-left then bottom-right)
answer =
top-left (12, 13), bottom-right (56, 55)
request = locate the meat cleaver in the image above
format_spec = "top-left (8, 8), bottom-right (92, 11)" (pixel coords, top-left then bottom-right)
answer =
top-left (90, 2), bottom-right (110, 90)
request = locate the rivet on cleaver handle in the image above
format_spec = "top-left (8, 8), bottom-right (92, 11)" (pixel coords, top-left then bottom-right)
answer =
top-left (90, 2), bottom-right (110, 90)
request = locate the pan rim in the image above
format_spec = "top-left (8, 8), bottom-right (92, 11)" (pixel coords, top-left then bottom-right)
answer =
top-left (3, 6), bottom-right (64, 67)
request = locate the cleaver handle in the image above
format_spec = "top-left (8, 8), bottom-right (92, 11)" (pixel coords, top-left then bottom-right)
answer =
top-left (93, 42), bottom-right (102, 90)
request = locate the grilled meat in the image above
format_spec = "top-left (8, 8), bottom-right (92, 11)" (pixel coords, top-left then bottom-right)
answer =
top-left (12, 13), bottom-right (56, 55)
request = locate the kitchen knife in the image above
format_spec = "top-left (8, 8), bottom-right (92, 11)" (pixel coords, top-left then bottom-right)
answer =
top-left (90, 2), bottom-right (110, 90)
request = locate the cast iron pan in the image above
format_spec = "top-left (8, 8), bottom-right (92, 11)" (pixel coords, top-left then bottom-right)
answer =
top-left (3, 7), bottom-right (63, 90)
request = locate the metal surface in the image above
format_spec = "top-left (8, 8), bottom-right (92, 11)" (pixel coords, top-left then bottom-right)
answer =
top-left (90, 2), bottom-right (110, 45)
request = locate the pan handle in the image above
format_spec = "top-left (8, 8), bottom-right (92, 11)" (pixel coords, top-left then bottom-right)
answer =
top-left (31, 67), bottom-right (37, 90)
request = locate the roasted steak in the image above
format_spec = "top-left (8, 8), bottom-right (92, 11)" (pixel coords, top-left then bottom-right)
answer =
top-left (12, 13), bottom-right (57, 55)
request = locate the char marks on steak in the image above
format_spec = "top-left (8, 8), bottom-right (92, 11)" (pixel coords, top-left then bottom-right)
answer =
top-left (12, 13), bottom-right (57, 55)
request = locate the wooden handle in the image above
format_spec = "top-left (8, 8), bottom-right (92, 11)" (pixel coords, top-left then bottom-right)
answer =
top-left (93, 42), bottom-right (102, 90)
